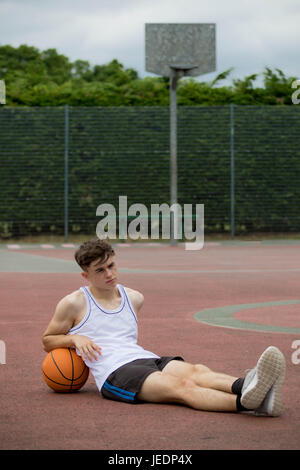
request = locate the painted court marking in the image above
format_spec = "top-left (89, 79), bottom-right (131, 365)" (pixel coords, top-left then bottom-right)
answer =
top-left (194, 300), bottom-right (300, 334)
top-left (1, 246), bottom-right (299, 335)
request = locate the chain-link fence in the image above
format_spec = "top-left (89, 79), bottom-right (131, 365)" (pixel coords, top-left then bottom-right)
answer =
top-left (0, 105), bottom-right (299, 240)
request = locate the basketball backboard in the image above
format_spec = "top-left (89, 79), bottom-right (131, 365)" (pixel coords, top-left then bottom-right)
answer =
top-left (145, 23), bottom-right (216, 78)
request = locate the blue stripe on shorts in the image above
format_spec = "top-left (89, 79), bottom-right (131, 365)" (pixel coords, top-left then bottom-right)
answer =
top-left (103, 381), bottom-right (136, 401)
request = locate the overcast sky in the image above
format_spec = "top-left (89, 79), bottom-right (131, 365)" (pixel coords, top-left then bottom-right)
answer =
top-left (1, 0), bottom-right (299, 85)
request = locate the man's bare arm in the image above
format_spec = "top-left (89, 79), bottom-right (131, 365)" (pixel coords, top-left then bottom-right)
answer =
top-left (125, 288), bottom-right (144, 315)
top-left (42, 294), bottom-right (101, 361)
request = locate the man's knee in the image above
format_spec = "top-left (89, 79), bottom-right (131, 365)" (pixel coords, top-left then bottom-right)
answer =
top-left (175, 376), bottom-right (197, 397)
top-left (196, 363), bottom-right (211, 373)
top-left (192, 364), bottom-right (212, 378)
top-left (158, 374), bottom-right (196, 401)
top-left (138, 372), bottom-right (195, 403)
top-left (146, 374), bottom-right (196, 405)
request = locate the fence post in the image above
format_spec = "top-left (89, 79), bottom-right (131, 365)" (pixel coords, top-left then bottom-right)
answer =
top-left (169, 69), bottom-right (180, 246)
top-left (64, 104), bottom-right (69, 242)
top-left (230, 103), bottom-right (235, 239)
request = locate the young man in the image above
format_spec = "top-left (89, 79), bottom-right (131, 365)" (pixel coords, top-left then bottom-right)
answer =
top-left (42, 238), bottom-right (286, 416)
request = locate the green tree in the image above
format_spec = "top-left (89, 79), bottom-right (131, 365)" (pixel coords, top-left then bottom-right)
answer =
top-left (40, 48), bottom-right (72, 84)
top-left (0, 44), bottom-right (298, 106)
top-left (262, 67), bottom-right (296, 105)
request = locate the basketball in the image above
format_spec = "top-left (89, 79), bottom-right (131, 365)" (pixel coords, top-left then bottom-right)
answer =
top-left (42, 348), bottom-right (89, 393)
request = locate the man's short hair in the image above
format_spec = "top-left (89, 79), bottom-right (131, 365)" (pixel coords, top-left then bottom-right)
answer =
top-left (74, 238), bottom-right (115, 271)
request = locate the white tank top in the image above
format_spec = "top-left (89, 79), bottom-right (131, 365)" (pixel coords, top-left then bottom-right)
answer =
top-left (68, 284), bottom-right (159, 391)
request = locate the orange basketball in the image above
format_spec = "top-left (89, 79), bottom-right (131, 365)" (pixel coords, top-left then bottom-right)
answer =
top-left (42, 348), bottom-right (89, 393)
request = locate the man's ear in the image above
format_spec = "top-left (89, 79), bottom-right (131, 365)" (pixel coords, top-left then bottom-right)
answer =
top-left (81, 270), bottom-right (88, 280)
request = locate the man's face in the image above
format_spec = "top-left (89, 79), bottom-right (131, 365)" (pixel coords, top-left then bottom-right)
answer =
top-left (82, 255), bottom-right (118, 290)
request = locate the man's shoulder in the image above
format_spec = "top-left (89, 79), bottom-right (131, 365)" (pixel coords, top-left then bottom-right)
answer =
top-left (56, 288), bottom-right (85, 313)
top-left (123, 286), bottom-right (144, 301)
top-left (122, 286), bottom-right (144, 313)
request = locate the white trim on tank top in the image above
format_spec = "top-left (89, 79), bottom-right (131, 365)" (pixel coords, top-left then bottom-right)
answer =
top-left (69, 284), bottom-right (136, 333)
top-left (84, 284), bottom-right (125, 314)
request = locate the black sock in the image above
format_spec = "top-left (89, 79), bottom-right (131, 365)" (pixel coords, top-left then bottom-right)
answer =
top-left (231, 377), bottom-right (245, 396)
top-left (236, 395), bottom-right (250, 412)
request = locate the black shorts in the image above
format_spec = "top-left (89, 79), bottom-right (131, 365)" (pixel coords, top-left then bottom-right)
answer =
top-left (101, 356), bottom-right (184, 404)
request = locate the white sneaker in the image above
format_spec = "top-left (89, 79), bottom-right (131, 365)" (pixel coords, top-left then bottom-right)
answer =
top-left (254, 368), bottom-right (286, 417)
top-left (241, 346), bottom-right (286, 411)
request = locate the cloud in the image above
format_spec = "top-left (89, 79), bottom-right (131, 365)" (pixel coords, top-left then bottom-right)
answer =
top-left (0, 0), bottom-right (299, 83)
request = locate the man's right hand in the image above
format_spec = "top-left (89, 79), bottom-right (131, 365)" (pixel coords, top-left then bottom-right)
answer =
top-left (72, 334), bottom-right (102, 362)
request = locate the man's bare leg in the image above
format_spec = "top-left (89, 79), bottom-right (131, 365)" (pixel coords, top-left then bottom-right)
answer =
top-left (138, 348), bottom-right (286, 415)
top-left (162, 360), bottom-right (239, 394)
top-left (137, 370), bottom-right (238, 412)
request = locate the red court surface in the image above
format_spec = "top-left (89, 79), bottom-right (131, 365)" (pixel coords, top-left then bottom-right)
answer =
top-left (0, 242), bottom-right (299, 450)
